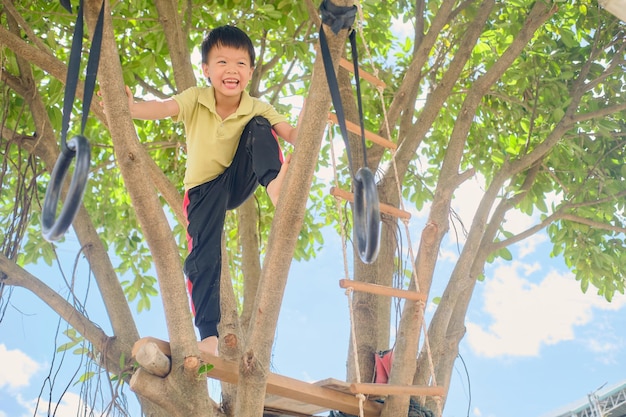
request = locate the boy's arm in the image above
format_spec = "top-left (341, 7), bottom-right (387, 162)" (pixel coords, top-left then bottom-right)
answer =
top-left (273, 101), bottom-right (304, 145)
top-left (126, 86), bottom-right (180, 120)
top-left (273, 121), bottom-right (298, 146)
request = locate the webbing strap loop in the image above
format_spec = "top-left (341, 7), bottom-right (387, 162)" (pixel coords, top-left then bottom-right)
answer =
top-left (42, 0), bottom-right (104, 241)
top-left (319, 0), bottom-right (380, 264)
top-left (319, 0), bottom-right (356, 35)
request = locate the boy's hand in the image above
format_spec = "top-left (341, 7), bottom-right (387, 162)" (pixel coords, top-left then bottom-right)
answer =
top-left (97, 86), bottom-right (135, 117)
top-left (125, 86), bottom-right (135, 116)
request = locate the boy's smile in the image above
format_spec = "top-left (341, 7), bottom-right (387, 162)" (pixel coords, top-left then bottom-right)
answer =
top-left (202, 45), bottom-right (253, 102)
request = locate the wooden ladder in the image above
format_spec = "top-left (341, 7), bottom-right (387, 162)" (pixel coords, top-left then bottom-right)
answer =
top-left (329, 57), bottom-right (444, 408)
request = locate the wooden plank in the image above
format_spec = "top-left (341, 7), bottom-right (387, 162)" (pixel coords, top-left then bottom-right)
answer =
top-left (330, 187), bottom-right (411, 220)
top-left (264, 378), bottom-right (359, 416)
top-left (260, 369), bottom-right (382, 417)
top-left (340, 279), bottom-right (426, 302)
top-left (263, 395), bottom-right (328, 416)
top-left (350, 383), bottom-right (445, 397)
top-left (339, 58), bottom-right (387, 89)
top-left (204, 355), bottom-right (382, 416)
top-left (328, 113), bottom-right (397, 150)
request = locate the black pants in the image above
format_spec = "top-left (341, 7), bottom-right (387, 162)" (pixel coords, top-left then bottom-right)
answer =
top-left (182, 116), bottom-right (282, 339)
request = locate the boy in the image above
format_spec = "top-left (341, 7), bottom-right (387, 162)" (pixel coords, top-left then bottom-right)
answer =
top-left (126, 25), bottom-right (299, 355)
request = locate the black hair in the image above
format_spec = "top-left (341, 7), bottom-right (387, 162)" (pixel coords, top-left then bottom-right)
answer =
top-left (201, 25), bottom-right (255, 67)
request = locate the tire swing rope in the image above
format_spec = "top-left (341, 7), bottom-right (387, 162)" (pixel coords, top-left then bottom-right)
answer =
top-left (319, 0), bottom-right (380, 264)
top-left (42, 0), bottom-right (104, 242)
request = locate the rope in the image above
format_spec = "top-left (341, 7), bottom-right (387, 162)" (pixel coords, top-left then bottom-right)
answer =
top-left (329, 124), bottom-right (366, 417)
top-left (353, 1), bottom-right (442, 414)
top-left (346, 287), bottom-right (365, 417)
top-left (329, 123), bottom-right (351, 280)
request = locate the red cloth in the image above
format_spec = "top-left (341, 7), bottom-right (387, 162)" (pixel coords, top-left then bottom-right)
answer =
top-left (374, 350), bottom-right (394, 384)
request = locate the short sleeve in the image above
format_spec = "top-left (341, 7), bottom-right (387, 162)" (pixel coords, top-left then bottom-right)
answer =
top-left (172, 87), bottom-right (200, 123)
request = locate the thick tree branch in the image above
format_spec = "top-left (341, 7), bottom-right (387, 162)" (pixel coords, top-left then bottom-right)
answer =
top-left (154, 0), bottom-right (196, 92)
top-left (88, 9), bottom-right (210, 417)
top-left (236, 6), bottom-right (352, 415)
top-left (411, 4), bottom-right (557, 410)
top-left (0, 253), bottom-right (132, 376)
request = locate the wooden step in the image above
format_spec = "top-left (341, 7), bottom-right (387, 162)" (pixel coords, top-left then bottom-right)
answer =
top-left (350, 382), bottom-right (445, 397)
top-left (340, 57), bottom-right (387, 89)
top-left (132, 337), bottom-right (383, 417)
top-left (206, 354), bottom-right (382, 416)
top-left (264, 378), bottom-right (374, 416)
top-left (340, 279), bottom-right (426, 302)
top-left (328, 113), bottom-right (397, 150)
top-left (330, 187), bottom-right (411, 220)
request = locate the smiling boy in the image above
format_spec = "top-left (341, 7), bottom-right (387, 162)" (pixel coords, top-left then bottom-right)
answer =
top-left (126, 25), bottom-right (299, 355)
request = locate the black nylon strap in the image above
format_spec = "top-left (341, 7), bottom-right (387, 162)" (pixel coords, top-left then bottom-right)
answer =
top-left (319, 1), bottom-right (381, 264)
top-left (60, 0), bottom-right (104, 156)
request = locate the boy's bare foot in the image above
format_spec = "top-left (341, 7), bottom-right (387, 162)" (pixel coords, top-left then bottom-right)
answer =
top-left (198, 336), bottom-right (218, 356)
top-left (267, 154), bottom-right (291, 206)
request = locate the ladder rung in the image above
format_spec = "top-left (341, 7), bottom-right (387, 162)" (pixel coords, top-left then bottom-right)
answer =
top-left (350, 383), bottom-right (445, 397)
top-left (330, 187), bottom-right (411, 220)
top-left (328, 113), bottom-right (397, 150)
top-left (339, 58), bottom-right (387, 89)
top-left (340, 279), bottom-right (425, 301)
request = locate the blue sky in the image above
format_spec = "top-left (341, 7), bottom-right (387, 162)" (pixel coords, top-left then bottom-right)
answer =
top-left (2, 167), bottom-right (625, 417)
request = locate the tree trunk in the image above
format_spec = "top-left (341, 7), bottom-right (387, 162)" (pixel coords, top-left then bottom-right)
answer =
top-left (234, 6), bottom-right (354, 414)
top-left (92, 0), bottom-right (211, 414)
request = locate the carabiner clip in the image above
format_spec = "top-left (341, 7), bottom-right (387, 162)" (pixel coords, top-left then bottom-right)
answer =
top-left (42, 135), bottom-right (91, 241)
top-left (353, 167), bottom-right (380, 263)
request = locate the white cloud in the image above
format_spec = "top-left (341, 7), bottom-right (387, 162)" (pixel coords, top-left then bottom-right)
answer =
top-left (0, 344), bottom-right (40, 391)
top-left (578, 316), bottom-right (624, 365)
top-left (516, 233), bottom-right (548, 258)
top-left (466, 261), bottom-right (626, 358)
top-left (585, 338), bottom-right (618, 355)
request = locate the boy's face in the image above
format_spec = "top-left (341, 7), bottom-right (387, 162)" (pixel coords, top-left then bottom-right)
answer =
top-left (202, 45), bottom-right (254, 100)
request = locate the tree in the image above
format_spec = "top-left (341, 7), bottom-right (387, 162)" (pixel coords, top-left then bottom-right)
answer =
top-left (1, 0), bottom-right (625, 416)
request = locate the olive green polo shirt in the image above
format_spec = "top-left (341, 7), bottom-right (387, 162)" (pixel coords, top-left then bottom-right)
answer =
top-left (173, 86), bottom-right (288, 190)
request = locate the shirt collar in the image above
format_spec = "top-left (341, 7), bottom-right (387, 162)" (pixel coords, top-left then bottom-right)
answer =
top-left (197, 87), bottom-right (253, 116)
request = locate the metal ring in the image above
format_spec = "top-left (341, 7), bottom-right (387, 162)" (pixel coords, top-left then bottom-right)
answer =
top-left (353, 167), bottom-right (380, 263)
top-left (42, 135), bottom-right (91, 242)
